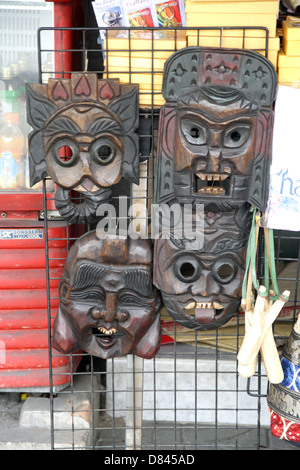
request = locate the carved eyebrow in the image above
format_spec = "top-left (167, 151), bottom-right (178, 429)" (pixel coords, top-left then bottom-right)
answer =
top-left (180, 112), bottom-right (254, 127)
top-left (71, 264), bottom-right (154, 297)
top-left (72, 263), bottom-right (106, 289)
top-left (44, 117), bottom-right (81, 136)
top-left (87, 118), bottom-right (123, 135)
top-left (124, 269), bottom-right (154, 297)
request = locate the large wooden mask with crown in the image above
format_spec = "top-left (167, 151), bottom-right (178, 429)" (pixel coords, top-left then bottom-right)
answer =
top-left (155, 47), bottom-right (277, 212)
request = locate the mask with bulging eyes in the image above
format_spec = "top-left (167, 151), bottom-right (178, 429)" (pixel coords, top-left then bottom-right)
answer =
top-left (52, 232), bottom-right (161, 359)
top-left (155, 47), bottom-right (277, 212)
top-left (26, 74), bottom-right (139, 224)
top-left (153, 209), bottom-right (250, 330)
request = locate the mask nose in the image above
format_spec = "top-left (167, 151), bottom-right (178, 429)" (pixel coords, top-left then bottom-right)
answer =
top-left (91, 294), bottom-right (129, 323)
top-left (191, 271), bottom-right (221, 297)
top-left (206, 129), bottom-right (222, 173)
top-left (80, 152), bottom-right (92, 177)
top-left (206, 148), bottom-right (222, 174)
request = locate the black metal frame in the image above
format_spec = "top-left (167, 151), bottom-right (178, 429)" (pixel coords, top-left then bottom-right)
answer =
top-left (38, 26), bottom-right (300, 450)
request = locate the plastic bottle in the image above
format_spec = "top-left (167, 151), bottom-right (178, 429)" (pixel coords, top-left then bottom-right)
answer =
top-left (0, 113), bottom-right (25, 190)
top-left (0, 66), bottom-right (20, 129)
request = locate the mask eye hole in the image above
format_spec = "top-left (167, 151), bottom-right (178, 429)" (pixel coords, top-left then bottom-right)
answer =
top-left (181, 119), bottom-right (207, 145)
top-left (230, 130), bottom-right (242, 142)
top-left (213, 258), bottom-right (237, 284)
top-left (223, 125), bottom-right (251, 148)
top-left (58, 145), bottom-right (73, 163)
top-left (174, 257), bottom-right (200, 283)
top-left (181, 262), bottom-right (195, 278)
top-left (53, 139), bottom-right (79, 166)
top-left (190, 127), bottom-right (200, 139)
top-left (91, 140), bottom-right (116, 165)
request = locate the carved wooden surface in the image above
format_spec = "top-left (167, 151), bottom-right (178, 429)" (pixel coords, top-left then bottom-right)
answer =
top-left (26, 73), bottom-right (139, 223)
top-left (162, 47), bottom-right (277, 105)
top-left (153, 207), bottom-right (250, 330)
top-left (155, 47), bottom-right (277, 212)
top-left (153, 47), bottom-right (278, 330)
top-left (53, 232), bottom-right (161, 359)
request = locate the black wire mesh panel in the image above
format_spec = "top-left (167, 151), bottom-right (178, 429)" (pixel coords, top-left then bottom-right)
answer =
top-left (38, 26), bottom-right (300, 450)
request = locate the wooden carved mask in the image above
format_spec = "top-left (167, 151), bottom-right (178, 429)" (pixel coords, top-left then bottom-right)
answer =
top-left (155, 48), bottom-right (277, 212)
top-left (52, 232), bottom-right (161, 359)
top-left (26, 74), bottom-right (139, 223)
top-left (153, 207), bottom-right (250, 330)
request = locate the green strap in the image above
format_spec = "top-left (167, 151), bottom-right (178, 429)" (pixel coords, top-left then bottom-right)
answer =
top-left (266, 228), bottom-right (280, 300)
top-left (264, 240), bottom-right (270, 293)
top-left (242, 208), bottom-right (257, 299)
top-left (242, 207), bottom-right (280, 302)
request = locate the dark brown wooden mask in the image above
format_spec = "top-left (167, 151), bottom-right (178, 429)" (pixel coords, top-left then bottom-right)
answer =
top-left (52, 232), bottom-right (161, 359)
top-left (153, 207), bottom-right (250, 330)
top-left (155, 47), bottom-right (277, 212)
top-left (26, 74), bottom-right (139, 223)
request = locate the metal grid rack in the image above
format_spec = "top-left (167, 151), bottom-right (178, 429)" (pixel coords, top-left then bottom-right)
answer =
top-left (38, 26), bottom-right (300, 450)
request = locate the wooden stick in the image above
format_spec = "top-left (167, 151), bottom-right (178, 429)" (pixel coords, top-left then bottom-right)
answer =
top-left (238, 310), bottom-right (258, 378)
top-left (238, 289), bottom-right (290, 382)
top-left (260, 326), bottom-right (284, 383)
top-left (237, 286), bottom-right (267, 365)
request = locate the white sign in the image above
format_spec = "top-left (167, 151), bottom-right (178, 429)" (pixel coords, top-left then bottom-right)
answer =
top-left (0, 229), bottom-right (43, 240)
top-left (265, 85), bottom-right (300, 232)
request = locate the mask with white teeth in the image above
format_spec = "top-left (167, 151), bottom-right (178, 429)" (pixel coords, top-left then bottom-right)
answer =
top-left (153, 211), bottom-right (249, 330)
top-left (52, 232), bottom-right (161, 359)
top-left (155, 47), bottom-right (277, 213)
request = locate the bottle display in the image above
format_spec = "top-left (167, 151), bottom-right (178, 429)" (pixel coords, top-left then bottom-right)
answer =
top-left (0, 113), bottom-right (25, 190)
top-left (0, 53), bottom-right (42, 191)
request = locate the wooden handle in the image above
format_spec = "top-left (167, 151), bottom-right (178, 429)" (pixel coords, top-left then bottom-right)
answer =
top-left (238, 288), bottom-right (290, 368)
top-left (238, 360), bottom-right (258, 378)
top-left (237, 291), bottom-right (266, 365)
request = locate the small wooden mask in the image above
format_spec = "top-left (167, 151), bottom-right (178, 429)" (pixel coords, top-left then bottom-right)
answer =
top-left (153, 206), bottom-right (250, 330)
top-left (26, 74), bottom-right (139, 223)
top-left (52, 232), bottom-right (161, 359)
top-left (155, 47), bottom-right (277, 212)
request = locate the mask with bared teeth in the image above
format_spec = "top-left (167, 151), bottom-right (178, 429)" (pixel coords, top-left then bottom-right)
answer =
top-left (155, 47), bottom-right (277, 213)
top-left (52, 232), bottom-right (161, 359)
top-left (153, 207), bottom-right (250, 330)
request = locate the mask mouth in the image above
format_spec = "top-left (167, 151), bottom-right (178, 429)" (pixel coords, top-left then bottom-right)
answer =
top-left (184, 300), bottom-right (225, 323)
top-left (195, 173), bottom-right (231, 195)
top-left (92, 326), bottom-right (123, 349)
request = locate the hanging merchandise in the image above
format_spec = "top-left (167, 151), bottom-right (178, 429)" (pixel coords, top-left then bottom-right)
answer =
top-left (268, 314), bottom-right (300, 444)
top-left (0, 113), bottom-right (25, 190)
top-left (52, 231), bottom-right (161, 359)
top-left (26, 73), bottom-right (140, 224)
top-left (237, 209), bottom-right (290, 383)
top-left (155, 46), bottom-right (277, 211)
top-left (153, 205), bottom-right (251, 330)
top-left (92, 0), bottom-right (186, 31)
top-left (153, 46), bottom-right (277, 330)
